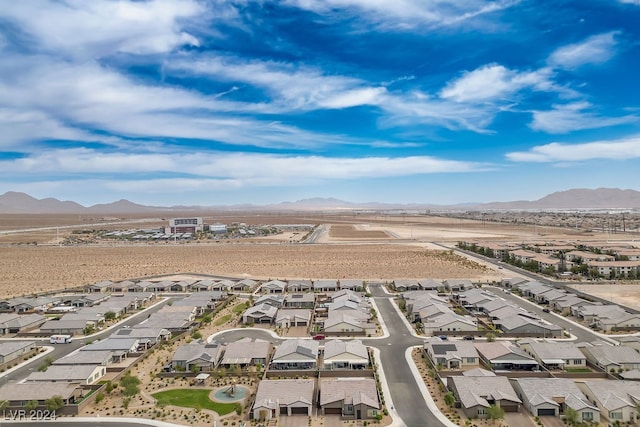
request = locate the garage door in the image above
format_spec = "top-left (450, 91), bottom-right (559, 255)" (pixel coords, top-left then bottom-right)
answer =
top-left (502, 405), bottom-right (519, 413)
top-left (291, 407), bottom-right (309, 415)
top-left (324, 408), bottom-right (342, 415)
top-left (537, 409), bottom-right (556, 416)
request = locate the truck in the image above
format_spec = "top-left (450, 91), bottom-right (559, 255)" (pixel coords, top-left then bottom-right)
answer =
top-left (49, 334), bottom-right (73, 344)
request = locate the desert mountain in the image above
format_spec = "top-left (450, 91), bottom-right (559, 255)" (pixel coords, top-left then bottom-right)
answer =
top-left (480, 188), bottom-right (640, 210)
top-left (1, 188), bottom-right (639, 214)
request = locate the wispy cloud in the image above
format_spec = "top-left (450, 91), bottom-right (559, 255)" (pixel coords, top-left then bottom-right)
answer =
top-left (529, 102), bottom-right (636, 133)
top-left (506, 135), bottom-right (640, 162)
top-left (548, 31), bottom-right (620, 70)
top-left (168, 56), bottom-right (386, 111)
top-left (0, 1), bottom-right (204, 58)
top-left (0, 148), bottom-right (491, 183)
top-left (283, 0), bottom-right (519, 31)
top-left (439, 64), bottom-right (556, 103)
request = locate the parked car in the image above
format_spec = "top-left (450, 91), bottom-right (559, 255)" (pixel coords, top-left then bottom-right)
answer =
top-left (312, 334), bottom-right (326, 340)
top-left (463, 335), bottom-right (475, 341)
top-left (542, 308), bottom-right (550, 313)
top-left (438, 335), bottom-right (448, 341)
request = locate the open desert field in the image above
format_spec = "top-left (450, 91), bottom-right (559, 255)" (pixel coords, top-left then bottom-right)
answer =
top-left (2, 212), bottom-right (639, 299)
top-left (568, 283), bottom-right (640, 309)
top-left (0, 243), bottom-right (501, 298)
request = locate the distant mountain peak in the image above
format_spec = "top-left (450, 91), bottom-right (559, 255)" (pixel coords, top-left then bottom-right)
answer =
top-left (1, 187), bottom-right (639, 213)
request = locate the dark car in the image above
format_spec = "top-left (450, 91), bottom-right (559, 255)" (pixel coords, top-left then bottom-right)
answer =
top-left (542, 308), bottom-right (551, 313)
top-left (463, 335), bottom-right (475, 340)
top-left (439, 335), bottom-right (448, 341)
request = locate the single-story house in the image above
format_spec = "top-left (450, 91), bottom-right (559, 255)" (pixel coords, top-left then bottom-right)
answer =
top-left (510, 378), bottom-right (599, 421)
top-left (171, 340), bottom-right (223, 372)
top-left (252, 379), bottom-right (315, 420)
top-left (323, 339), bottom-right (369, 370)
top-left (220, 338), bottom-right (272, 368)
top-left (275, 309), bottom-right (311, 328)
top-left (0, 382), bottom-right (82, 407)
top-left (243, 304), bottom-right (278, 324)
top-left (447, 374), bottom-right (522, 418)
top-left (24, 364), bottom-right (106, 385)
top-left (284, 293), bottom-right (316, 309)
top-left (423, 339), bottom-right (479, 370)
top-left (320, 378), bottom-right (380, 419)
top-left (578, 341), bottom-right (640, 372)
top-left (270, 338), bottom-right (318, 370)
top-left (288, 280), bottom-right (313, 292)
top-left (577, 380), bottom-right (640, 423)
top-left (0, 340), bottom-right (37, 365)
top-left (518, 339), bottom-right (586, 370)
top-left (474, 341), bottom-right (539, 371)
top-left (261, 280), bottom-right (287, 294)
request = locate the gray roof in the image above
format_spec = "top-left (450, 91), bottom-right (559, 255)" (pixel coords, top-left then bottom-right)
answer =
top-left (521, 340), bottom-right (585, 363)
top-left (24, 364), bottom-right (103, 382)
top-left (81, 338), bottom-right (138, 352)
top-left (0, 340), bottom-right (36, 356)
top-left (54, 350), bottom-right (113, 365)
top-left (579, 342), bottom-right (640, 366)
top-left (324, 339), bottom-right (369, 361)
top-left (579, 380), bottom-right (640, 411)
top-left (221, 338), bottom-right (271, 365)
top-left (449, 375), bottom-right (521, 409)
top-left (424, 339), bottom-right (479, 361)
top-left (254, 379), bottom-right (314, 408)
top-left (173, 340), bottom-right (222, 364)
top-left (511, 378), bottom-right (597, 412)
top-left (0, 382), bottom-right (79, 401)
top-left (273, 338), bottom-right (318, 362)
top-left (1, 313), bottom-right (46, 328)
top-left (320, 378), bottom-right (379, 408)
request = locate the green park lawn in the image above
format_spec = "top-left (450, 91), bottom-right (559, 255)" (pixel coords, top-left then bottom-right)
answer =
top-left (232, 302), bottom-right (248, 314)
top-left (152, 389), bottom-right (239, 415)
top-left (214, 314), bottom-right (232, 326)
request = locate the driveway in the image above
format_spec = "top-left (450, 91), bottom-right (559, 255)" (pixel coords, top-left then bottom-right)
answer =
top-left (503, 412), bottom-right (539, 427)
top-left (276, 415), bottom-right (310, 427)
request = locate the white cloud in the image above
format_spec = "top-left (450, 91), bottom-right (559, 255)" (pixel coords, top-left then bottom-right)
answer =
top-left (0, 148), bottom-right (489, 181)
top-left (169, 56), bottom-right (385, 111)
top-left (506, 135), bottom-right (640, 162)
top-left (0, 56), bottom-right (361, 150)
top-left (529, 102), bottom-right (636, 133)
top-left (0, 0), bottom-right (203, 58)
top-left (619, 0), bottom-right (640, 5)
top-left (439, 64), bottom-right (555, 103)
top-left (548, 31), bottom-right (620, 70)
top-left (283, 0), bottom-right (519, 31)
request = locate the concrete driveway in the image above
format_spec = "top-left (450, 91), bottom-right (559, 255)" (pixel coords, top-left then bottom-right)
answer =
top-left (503, 412), bottom-right (538, 427)
top-left (276, 415), bottom-right (309, 427)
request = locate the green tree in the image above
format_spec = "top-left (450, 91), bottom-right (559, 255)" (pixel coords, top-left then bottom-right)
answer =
top-left (397, 299), bottom-right (406, 312)
top-left (0, 400), bottom-right (8, 411)
top-left (25, 400), bottom-right (38, 411)
top-left (45, 395), bottom-right (64, 411)
top-left (486, 332), bottom-right (496, 342)
top-left (120, 373), bottom-right (141, 398)
top-left (563, 407), bottom-right (578, 425)
top-left (104, 311), bottom-right (116, 321)
top-left (444, 392), bottom-right (455, 408)
top-left (190, 364), bottom-right (201, 374)
top-left (191, 330), bottom-right (202, 340)
top-left (202, 314), bottom-right (212, 324)
top-left (487, 404), bottom-right (504, 423)
top-left (105, 380), bottom-right (114, 393)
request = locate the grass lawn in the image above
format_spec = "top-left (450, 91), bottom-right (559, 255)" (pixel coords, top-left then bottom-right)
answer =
top-left (152, 389), bottom-right (239, 415)
top-left (215, 314), bottom-right (232, 326)
top-left (232, 302), bottom-right (248, 314)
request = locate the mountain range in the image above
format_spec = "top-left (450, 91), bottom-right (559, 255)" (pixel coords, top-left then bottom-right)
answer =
top-left (1, 188), bottom-right (640, 214)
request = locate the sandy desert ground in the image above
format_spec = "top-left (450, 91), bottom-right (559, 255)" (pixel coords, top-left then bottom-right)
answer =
top-left (568, 283), bottom-right (640, 309)
top-left (1, 212), bottom-right (638, 299)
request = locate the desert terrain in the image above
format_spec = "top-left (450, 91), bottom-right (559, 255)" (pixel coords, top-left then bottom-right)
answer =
top-left (1, 212), bottom-right (639, 300)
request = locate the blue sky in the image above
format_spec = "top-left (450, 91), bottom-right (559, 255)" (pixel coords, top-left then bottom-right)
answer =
top-left (1, 0), bottom-right (639, 206)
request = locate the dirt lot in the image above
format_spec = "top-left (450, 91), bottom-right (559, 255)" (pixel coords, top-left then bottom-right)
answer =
top-left (329, 224), bottom-right (390, 239)
top-left (568, 283), bottom-right (640, 308)
top-left (0, 244), bottom-right (499, 299)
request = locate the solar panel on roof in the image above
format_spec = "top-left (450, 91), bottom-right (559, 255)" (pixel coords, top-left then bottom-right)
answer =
top-left (432, 344), bottom-right (457, 354)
